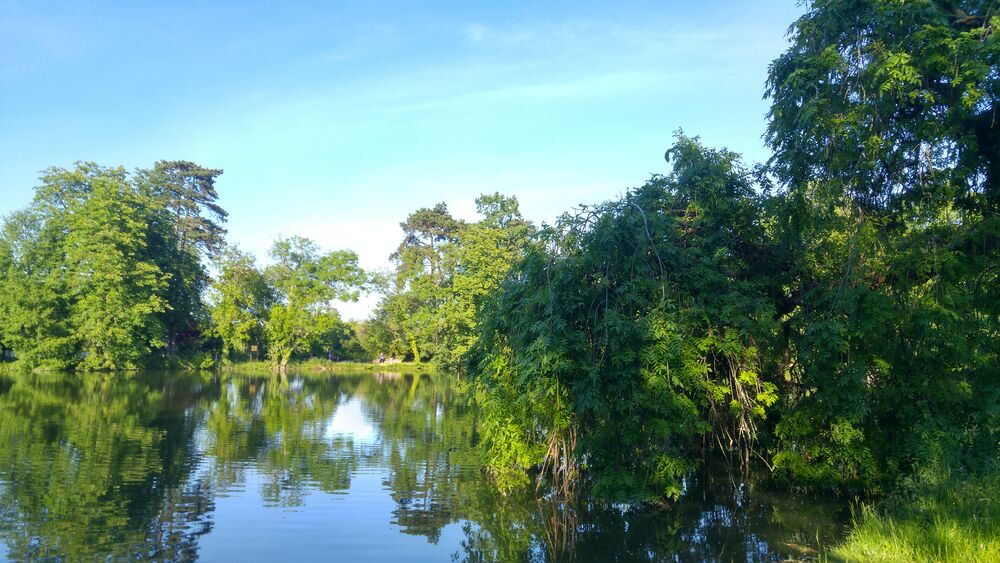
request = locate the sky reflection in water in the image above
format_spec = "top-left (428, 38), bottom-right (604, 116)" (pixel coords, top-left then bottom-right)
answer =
top-left (0, 370), bottom-right (848, 561)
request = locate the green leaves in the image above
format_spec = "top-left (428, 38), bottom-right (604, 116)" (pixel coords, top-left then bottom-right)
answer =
top-left (264, 237), bottom-right (368, 367)
top-left (469, 135), bottom-right (783, 502)
top-left (367, 194), bottom-right (534, 370)
top-left (208, 245), bottom-right (274, 361)
top-left (0, 164), bottom-right (172, 370)
top-left (762, 0), bottom-right (1000, 490)
top-left (766, 0), bottom-right (1000, 213)
top-left (64, 173), bottom-right (169, 370)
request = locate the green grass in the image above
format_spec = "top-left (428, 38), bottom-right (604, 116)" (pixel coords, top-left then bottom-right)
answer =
top-left (221, 358), bottom-right (433, 374)
top-left (830, 471), bottom-right (1000, 562)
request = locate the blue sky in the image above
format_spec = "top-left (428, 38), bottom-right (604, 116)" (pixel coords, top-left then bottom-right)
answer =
top-left (1, 0), bottom-right (803, 318)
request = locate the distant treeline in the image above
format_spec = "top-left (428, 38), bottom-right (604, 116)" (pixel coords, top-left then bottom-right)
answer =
top-left (2, 0), bottom-right (998, 503)
top-left (0, 161), bottom-right (535, 371)
top-left (0, 161), bottom-right (374, 370)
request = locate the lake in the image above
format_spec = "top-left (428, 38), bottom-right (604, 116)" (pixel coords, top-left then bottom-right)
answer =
top-left (0, 370), bottom-right (849, 561)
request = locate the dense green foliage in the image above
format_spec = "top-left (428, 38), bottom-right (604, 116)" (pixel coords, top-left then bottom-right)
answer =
top-left (263, 236), bottom-right (367, 367)
top-left (466, 0), bottom-right (1000, 503)
top-left (469, 138), bottom-right (784, 499)
top-left (0, 165), bottom-right (368, 371)
top-left (140, 161), bottom-right (228, 354)
top-left (764, 0), bottom-right (1000, 490)
top-left (0, 163), bottom-right (201, 370)
top-left (365, 194), bottom-right (534, 370)
top-left (208, 245), bottom-right (274, 361)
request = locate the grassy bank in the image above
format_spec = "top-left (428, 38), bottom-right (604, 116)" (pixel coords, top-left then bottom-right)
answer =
top-left (0, 358), bottom-right (434, 375)
top-left (220, 359), bottom-right (433, 374)
top-left (830, 471), bottom-right (1000, 562)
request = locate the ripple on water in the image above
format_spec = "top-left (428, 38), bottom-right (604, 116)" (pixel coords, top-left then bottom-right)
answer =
top-left (0, 370), bottom-right (849, 561)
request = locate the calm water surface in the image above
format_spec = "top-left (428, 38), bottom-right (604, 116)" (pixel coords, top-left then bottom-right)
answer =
top-left (0, 371), bottom-right (848, 561)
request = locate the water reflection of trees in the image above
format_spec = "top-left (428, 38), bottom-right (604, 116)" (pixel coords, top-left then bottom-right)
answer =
top-left (0, 372), bottom-right (217, 561)
top-left (203, 374), bottom-right (359, 507)
top-left (452, 468), bottom-right (848, 562)
top-left (361, 372), bottom-right (482, 542)
top-left (0, 371), bottom-right (847, 561)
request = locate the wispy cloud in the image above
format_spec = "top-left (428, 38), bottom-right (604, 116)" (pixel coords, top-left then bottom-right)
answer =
top-left (462, 22), bottom-right (537, 46)
top-left (1, 0), bottom-right (803, 319)
top-left (456, 19), bottom-right (726, 52)
top-left (364, 69), bottom-right (672, 117)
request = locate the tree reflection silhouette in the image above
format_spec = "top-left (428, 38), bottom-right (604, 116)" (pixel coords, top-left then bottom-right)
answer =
top-left (0, 372), bottom-right (216, 561)
top-left (0, 371), bottom-right (847, 561)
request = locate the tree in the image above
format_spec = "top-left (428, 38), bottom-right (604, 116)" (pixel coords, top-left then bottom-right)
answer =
top-left (766, 0), bottom-right (999, 212)
top-left (469, 137), bottom-right (782, 501)
top-left (387, 203), bottom-right (464, 361)
top-left (139, 161), bottom-right (227, 352)
top-left (437, 193), bottom-right (534, 371)
top-left (393, 202), bottom-right (464, 283)
top-left (765, 0), bottom-right (1000, 486)
top-left (264, 236), bottom-right (367, 368)
top-left (360, 292), bottom-right (414, 361)
top-left (63, 167), bottom-right (169, 370)
top-left (209, 246), bottom-right (274, 362)
top-left (0, 164), bottom-right (170, 370)
top-left (370, 197), bottom-right (533, 368)
top-left (0, 207), bottom-right (76, 369)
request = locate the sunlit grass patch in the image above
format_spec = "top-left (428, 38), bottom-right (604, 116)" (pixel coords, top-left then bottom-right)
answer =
top-left (831, 473), bottom-right (1000, 562)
